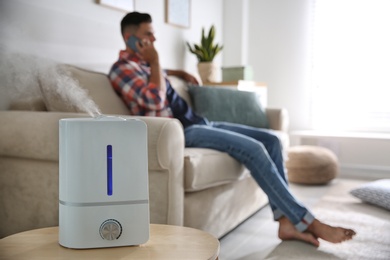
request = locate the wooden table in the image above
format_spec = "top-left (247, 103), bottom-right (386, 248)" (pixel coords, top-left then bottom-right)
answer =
top-left (0, 224), bottom-right (219, 259)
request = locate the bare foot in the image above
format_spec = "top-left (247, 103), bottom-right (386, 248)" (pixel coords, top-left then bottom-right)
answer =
top-left (278, 217), bottom-right (320, 247)
top-left (306, 219), bottom-right (356, 244)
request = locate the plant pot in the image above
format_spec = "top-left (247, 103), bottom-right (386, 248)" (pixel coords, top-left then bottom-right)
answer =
top-left (197, 62), bottom-right (218, 84)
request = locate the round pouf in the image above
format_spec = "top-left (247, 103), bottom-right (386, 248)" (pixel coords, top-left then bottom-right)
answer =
top-left (286, 145), bottom-right (338, 185)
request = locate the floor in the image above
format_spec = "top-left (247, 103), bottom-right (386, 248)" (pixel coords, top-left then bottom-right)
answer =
top-left (218, 179), bottom-right (347, 260)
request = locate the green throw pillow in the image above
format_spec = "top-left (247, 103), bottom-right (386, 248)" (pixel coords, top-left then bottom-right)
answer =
top-left (188, 85), bottom-right (269, 128)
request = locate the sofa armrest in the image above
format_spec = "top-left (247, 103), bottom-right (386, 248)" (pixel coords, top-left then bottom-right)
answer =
top-left (0, 111), bottom-right (184, 170)
top-left (137, 116), bottom-right (185, 225)
top-left (135, 116), bottom-right (184, 172)
top-left (265, 108), bottom-right (289, 132)
top-left (0, 111), bottom-right (64, 161)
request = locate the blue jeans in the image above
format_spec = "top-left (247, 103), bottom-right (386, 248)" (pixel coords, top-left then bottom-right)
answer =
top-left (184, 122), bottom-right (314, 232)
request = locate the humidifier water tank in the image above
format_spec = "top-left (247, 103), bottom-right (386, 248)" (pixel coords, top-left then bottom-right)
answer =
top-left (59, 116), bottom-right (149, 249)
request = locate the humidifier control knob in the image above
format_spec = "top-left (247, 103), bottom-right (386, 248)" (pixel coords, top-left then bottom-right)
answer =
top-left (99, 219), bottom-right (122, 240)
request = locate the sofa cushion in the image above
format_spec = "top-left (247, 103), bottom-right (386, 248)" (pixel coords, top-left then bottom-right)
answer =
top-left (188, 85), bottom-right (269, 128)
top-left (39, 65), bottom-right (129, 116)
top-left (184, 148), bottom-right (250, 192)
top-left (66, 66), bottom-right (130, 115)
top-left (38, 65), bottom-right (101, 115)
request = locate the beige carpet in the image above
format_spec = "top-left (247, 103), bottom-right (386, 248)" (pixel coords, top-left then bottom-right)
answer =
top-left (265, 179), bottom-right (390, 260)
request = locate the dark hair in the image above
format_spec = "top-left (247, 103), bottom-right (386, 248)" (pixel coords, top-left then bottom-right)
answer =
top-left (121, 12), bottom-right (152, 35)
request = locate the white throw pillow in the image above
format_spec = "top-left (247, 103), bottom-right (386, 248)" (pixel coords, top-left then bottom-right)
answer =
top-left (38, 64), bottom-right (101, 116)
top-left (350, 179), bottom-right (390, 211)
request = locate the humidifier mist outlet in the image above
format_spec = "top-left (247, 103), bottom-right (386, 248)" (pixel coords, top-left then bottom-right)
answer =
top-left (59, 116), bottom-right (149, 249)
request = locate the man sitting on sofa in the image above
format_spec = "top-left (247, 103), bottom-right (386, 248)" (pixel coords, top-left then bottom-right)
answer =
top-left (109, 12), bottom-right (356, 247)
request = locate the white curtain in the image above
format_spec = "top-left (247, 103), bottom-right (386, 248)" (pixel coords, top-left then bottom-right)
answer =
top-left (311, 0), bottom-right (390, 132)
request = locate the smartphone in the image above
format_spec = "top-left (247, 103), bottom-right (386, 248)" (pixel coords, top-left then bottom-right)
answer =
top-left (127, 35), bottom-right (142, 53)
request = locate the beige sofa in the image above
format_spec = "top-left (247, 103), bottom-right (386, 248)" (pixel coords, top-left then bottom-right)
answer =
top-left (0, 64), bottom-right (289, 239)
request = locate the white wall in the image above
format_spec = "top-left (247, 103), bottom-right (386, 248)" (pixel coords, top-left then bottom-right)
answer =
top-left (222, 0), bottom-right (249, 67)
top-left (250, 0), bottom-right (313, 131)
top-left (223, 0), bottom-right (313, 131)
top-left (0, 0), bottom-right (124, 73)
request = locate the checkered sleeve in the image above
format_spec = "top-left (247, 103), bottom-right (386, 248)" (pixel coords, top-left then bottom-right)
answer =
top-left (109, 61), bottom-right (167, 114)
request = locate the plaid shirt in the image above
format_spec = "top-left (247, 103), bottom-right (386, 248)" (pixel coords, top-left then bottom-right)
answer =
top-left (109, 51), bottom-right (173, 117)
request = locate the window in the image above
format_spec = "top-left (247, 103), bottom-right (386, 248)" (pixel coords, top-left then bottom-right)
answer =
top-left (311, 0), bottom-right (390, 132)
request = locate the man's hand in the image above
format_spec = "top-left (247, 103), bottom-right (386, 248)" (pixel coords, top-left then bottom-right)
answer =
top-left (166, 70), bottom-right (200, 85)
top-left (182, 72), bottom-right (199, 85)
top-left (136, 39), bottom-right (166, 92)
top-left (136, 39), bottom-right (159, 64)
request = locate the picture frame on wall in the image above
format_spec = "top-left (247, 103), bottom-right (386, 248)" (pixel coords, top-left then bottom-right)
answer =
top-left (165, 0), bottom-right (191, 28)
top-left (98, 0), bottom-right (134, 12)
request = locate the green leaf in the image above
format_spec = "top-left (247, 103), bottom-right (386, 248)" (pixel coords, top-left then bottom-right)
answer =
top-left (186, 25), bottom-right (223, 62)
top-left (208, 26), bottom-right (215, 42)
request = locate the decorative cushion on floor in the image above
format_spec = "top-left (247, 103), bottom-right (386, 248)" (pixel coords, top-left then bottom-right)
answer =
top-left (350, 179), bottom-right (390, 211)
top-left (286, 145), bottom-right (338, 185)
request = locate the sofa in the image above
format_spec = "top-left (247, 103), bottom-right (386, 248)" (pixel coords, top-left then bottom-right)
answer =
top-left (0, 63), bottom-right (289, 239)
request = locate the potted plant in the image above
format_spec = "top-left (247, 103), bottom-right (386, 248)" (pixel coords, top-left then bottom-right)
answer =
top-left (186, 25), bottom-right (223, 84)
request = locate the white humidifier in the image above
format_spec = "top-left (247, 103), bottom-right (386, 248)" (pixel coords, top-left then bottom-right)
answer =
top-left (59, 116), bottom-right (149, 249)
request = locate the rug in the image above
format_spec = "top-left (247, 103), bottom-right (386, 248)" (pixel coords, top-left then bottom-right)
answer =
top-left (265, 179), bottom-right (390, 260)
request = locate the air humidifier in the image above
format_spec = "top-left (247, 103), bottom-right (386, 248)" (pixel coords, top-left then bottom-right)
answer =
top-left (59, 116), bottom-right (149, 249)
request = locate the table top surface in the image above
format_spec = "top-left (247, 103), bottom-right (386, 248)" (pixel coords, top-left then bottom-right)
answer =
top-left (0, 224), bottom-right (219, 260)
